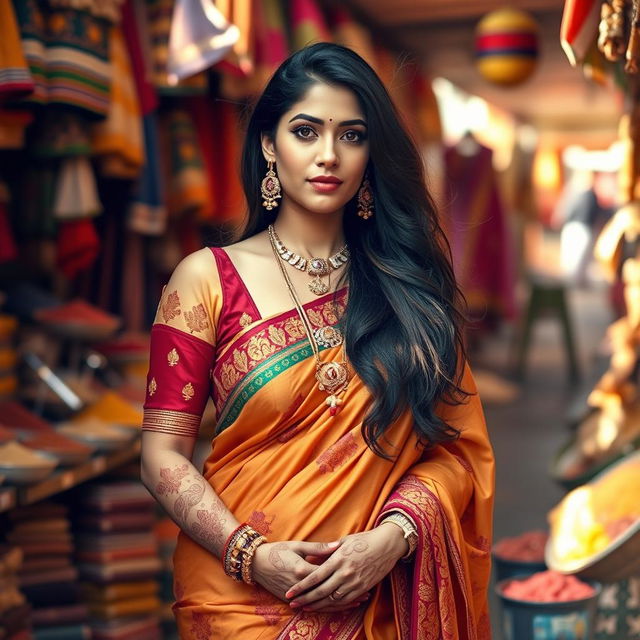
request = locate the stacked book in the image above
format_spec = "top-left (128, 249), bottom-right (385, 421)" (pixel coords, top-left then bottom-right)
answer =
top-left (7, 502), bottom-right (90, 640)
top-left (72, 481), bottom-right (162, 640)
top-left (0, 545), bottom-right (31, 640)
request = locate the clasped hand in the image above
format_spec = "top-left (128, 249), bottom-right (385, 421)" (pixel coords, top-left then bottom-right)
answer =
top-left (252, 524), bottom-right (407, 613)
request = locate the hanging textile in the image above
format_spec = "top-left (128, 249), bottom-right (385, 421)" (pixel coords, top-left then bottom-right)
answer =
top-left (220, 0), bottom-right (289, 98)
top-left (444, 141), bottom-right (517, 330)
top-left (128, 114), bottom-right (168, 235)
top-left (0, 182), bottom-right (18, 265)
top-left (161, 109), bottom-right (211, 219)
top-left (561, 0), bottom-right (601, 66)
top-left (329, 6), bottom-right (376, 70)
top-left (0, 109), bottom-right (33, 150)
top-left (0, 2), bottom-right (35, 100)
top-left (11, 0), bottom-right (48, 106)
top-left (91, 25), bottom-right (144, 179)
top-left (56, 218), bottom-right (100, 279)
top-left (167, 0), bottom-right (239, 84)
top-left (213, 0), bottom-right (254, 78)
top-left (146, 0), bottom-right (207, 94)
top-left (52, 156), bottom-right (102, 219)
top-left (289, 0), bottom-right (331, 51)
top-left (121, 0), bottom-right (158, 114)
top-left (185, 96), bottom-right (218, 222)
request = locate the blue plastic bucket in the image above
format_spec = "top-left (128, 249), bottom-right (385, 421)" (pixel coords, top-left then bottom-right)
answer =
top-left (496, 576), bottom-right (601, 640)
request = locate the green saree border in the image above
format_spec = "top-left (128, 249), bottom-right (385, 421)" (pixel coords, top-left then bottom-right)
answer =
top-left (215, 338), bottom-right (330, 434)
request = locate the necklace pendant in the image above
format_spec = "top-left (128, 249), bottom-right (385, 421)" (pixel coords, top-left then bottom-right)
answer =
top-left (308, 258), bottom-right (330, 277)
top-left (316, 362), bottom-right (348, 395)
top-left (314, 326), bottom-right (343, 348)
top-left (309, 277), bottom-right (329, 296)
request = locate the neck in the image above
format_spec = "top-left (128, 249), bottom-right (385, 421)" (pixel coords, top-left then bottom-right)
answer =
top-left (272, 200), bottom-right (345, 258)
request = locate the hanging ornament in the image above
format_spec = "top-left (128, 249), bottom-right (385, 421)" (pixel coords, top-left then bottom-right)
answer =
top-left (475, 7), bottom-right (539, 87)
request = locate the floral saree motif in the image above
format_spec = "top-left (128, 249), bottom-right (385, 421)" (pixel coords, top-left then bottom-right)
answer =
top-left (143, 247), bottom-right (495, 639)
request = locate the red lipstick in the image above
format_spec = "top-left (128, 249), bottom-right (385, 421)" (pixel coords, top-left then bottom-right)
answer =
top-left (308, 175), bottom-right (342, 193)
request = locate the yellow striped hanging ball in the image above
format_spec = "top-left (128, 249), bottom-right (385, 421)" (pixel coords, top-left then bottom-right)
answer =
top-left (475, 7), bottom-right (539, 87)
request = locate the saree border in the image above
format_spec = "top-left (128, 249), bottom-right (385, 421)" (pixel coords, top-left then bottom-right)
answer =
top-left (275, 607), bottom-right (365, 640)
top-left (379, 474), bottom-right (479, 640)
top-left (215, 339), bottom-right (324, 434)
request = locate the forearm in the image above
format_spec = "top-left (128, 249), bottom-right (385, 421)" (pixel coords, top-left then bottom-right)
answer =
top-left (141, 448), bottom-right (238, 558)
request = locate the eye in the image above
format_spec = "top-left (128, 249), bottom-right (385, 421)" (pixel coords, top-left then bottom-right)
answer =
top-left (292, 125), bottom-right (317, 140)
top-left (341, 130), bottom-right (366, 143)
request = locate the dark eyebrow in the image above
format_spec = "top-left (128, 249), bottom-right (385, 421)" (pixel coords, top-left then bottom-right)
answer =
top-left (288, 113), bottom-right (367, 127)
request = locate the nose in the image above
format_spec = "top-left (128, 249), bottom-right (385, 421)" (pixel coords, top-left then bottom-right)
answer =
top-left (315, 136), bottom-right (338, 168)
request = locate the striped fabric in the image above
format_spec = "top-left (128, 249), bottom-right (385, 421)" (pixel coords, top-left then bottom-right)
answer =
top-left (0, 2), bottom-right (35, 99)
top-left (11, 0), bottom-right (113, 118)
top-left (561, 0), bottom-right (600, 66)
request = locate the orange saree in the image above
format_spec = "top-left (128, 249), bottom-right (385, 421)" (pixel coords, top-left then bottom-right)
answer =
top-left (142, 247), bottom-right (494, 640)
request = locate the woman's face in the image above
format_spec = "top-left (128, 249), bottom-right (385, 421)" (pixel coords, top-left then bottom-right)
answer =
top-left (262, 82), bottom-right (370, 216)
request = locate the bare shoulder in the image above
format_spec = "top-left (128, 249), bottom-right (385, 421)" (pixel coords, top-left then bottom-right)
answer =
top-left (223, 231), bottom-right (272, 267)
top-left (172, 247), bottom-right (217, 280)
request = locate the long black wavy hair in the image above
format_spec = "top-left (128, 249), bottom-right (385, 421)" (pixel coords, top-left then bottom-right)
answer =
top-left (240, 42), bottom-right (468, 457)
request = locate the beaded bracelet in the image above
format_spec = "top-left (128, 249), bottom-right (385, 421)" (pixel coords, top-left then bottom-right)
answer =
top-left (222, 524), bottom-right (267, 583)
top-left (240, 534), bottom-right (267, 585)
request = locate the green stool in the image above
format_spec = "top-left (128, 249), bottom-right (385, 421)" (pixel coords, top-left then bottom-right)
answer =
top-left (514, 274), bottom-right (580, 382)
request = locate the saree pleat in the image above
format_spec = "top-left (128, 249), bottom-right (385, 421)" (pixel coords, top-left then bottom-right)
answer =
top-left (143, 248), bottom-right (494, 640)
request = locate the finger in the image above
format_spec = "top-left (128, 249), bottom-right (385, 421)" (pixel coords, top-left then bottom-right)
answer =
top-left (289, 573), bottom-right (347, 607)
top-left (285, 560), bottom-right (338, 600)
top-left (293, 540), bottom-right (341, 557)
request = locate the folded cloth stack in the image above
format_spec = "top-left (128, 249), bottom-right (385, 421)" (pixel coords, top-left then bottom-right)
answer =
top-left (0, 315), bottom-right (18, 400)
top-left (0, 545), bottom-right (31, 640)
top-left (72, 481), bottom-right (162, 639)
top-left (154, 517), bottom-right (180, 640)
top-left (7, 503), bottom-right (90, 640)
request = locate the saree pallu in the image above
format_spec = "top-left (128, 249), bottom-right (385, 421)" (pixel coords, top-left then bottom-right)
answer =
top-left (143, 248), bottom-right (494, 639)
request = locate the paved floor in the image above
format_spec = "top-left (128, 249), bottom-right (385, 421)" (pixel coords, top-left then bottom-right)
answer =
top-left (470, 281), bottom-right (614, 638)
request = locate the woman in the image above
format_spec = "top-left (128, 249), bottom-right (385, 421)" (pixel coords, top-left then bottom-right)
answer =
top-left (140, 43), bottom-right (494, 639)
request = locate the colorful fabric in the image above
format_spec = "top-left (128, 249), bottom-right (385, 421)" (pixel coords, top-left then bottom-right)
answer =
top-left (11, 0), bottom-right (48, 105)
top-left (128, 114), bottom-right (167, 235)
top-left (121, 0), bottom-right (157, 115)
top-left (52, 156), bottom-right (101, 219)
top-left (161, 109), bottom-right (211, 218)
top-left (167, 0), bottom-right (239, 84)
top-left (91, 25), bottom-right (144, 179)
top-left (560, 0), bottom-right (600, 66)
top-left (145, 0), bottom-right (207, 94)
top-left (12, 0), bottom-right (113, 118)
top-left (0, 2), bottom-right (34, 99)
top-left (0, 183), bottom-right (17, 264)
top-left (143, 247), bottom-right (494, 639)
top-left (444, 143), bottom-right (517, 329)
top-left (289, 0), bottom-right (331, 51)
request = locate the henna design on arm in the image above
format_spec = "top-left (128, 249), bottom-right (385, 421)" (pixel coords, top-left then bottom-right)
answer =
top-left (191, 498), bottom-right (228, 550)
top-left (156, 464), bottom-right (189, 496)
top-left (174, 476), bottom-right (206, 520)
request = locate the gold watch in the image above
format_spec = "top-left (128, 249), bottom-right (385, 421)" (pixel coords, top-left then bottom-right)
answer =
top-left (382, 511), bottom-right (418, 560)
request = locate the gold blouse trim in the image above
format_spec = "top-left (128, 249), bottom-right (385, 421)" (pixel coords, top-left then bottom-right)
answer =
top-left (142, 408), bottom-right (200, 437)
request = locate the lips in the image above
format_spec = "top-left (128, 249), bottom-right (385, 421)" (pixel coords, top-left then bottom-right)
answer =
top-left (308, 176), bottom-right (343, 184)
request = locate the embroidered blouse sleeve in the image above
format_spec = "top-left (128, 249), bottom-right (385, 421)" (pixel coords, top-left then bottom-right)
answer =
top-left (142, 249), bottom-right (222, 437)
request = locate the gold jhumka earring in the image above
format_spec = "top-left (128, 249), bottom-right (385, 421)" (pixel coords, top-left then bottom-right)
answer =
top-left (356, 177), bottom-right (374, 219)
top-left (261, 161), bottom-right (282, 210)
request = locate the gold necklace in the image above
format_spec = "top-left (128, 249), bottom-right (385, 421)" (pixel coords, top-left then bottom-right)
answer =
top-left (269, 225), bottom-right (349, 296)
top-left (267, 226), bottom-right (349, 415)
